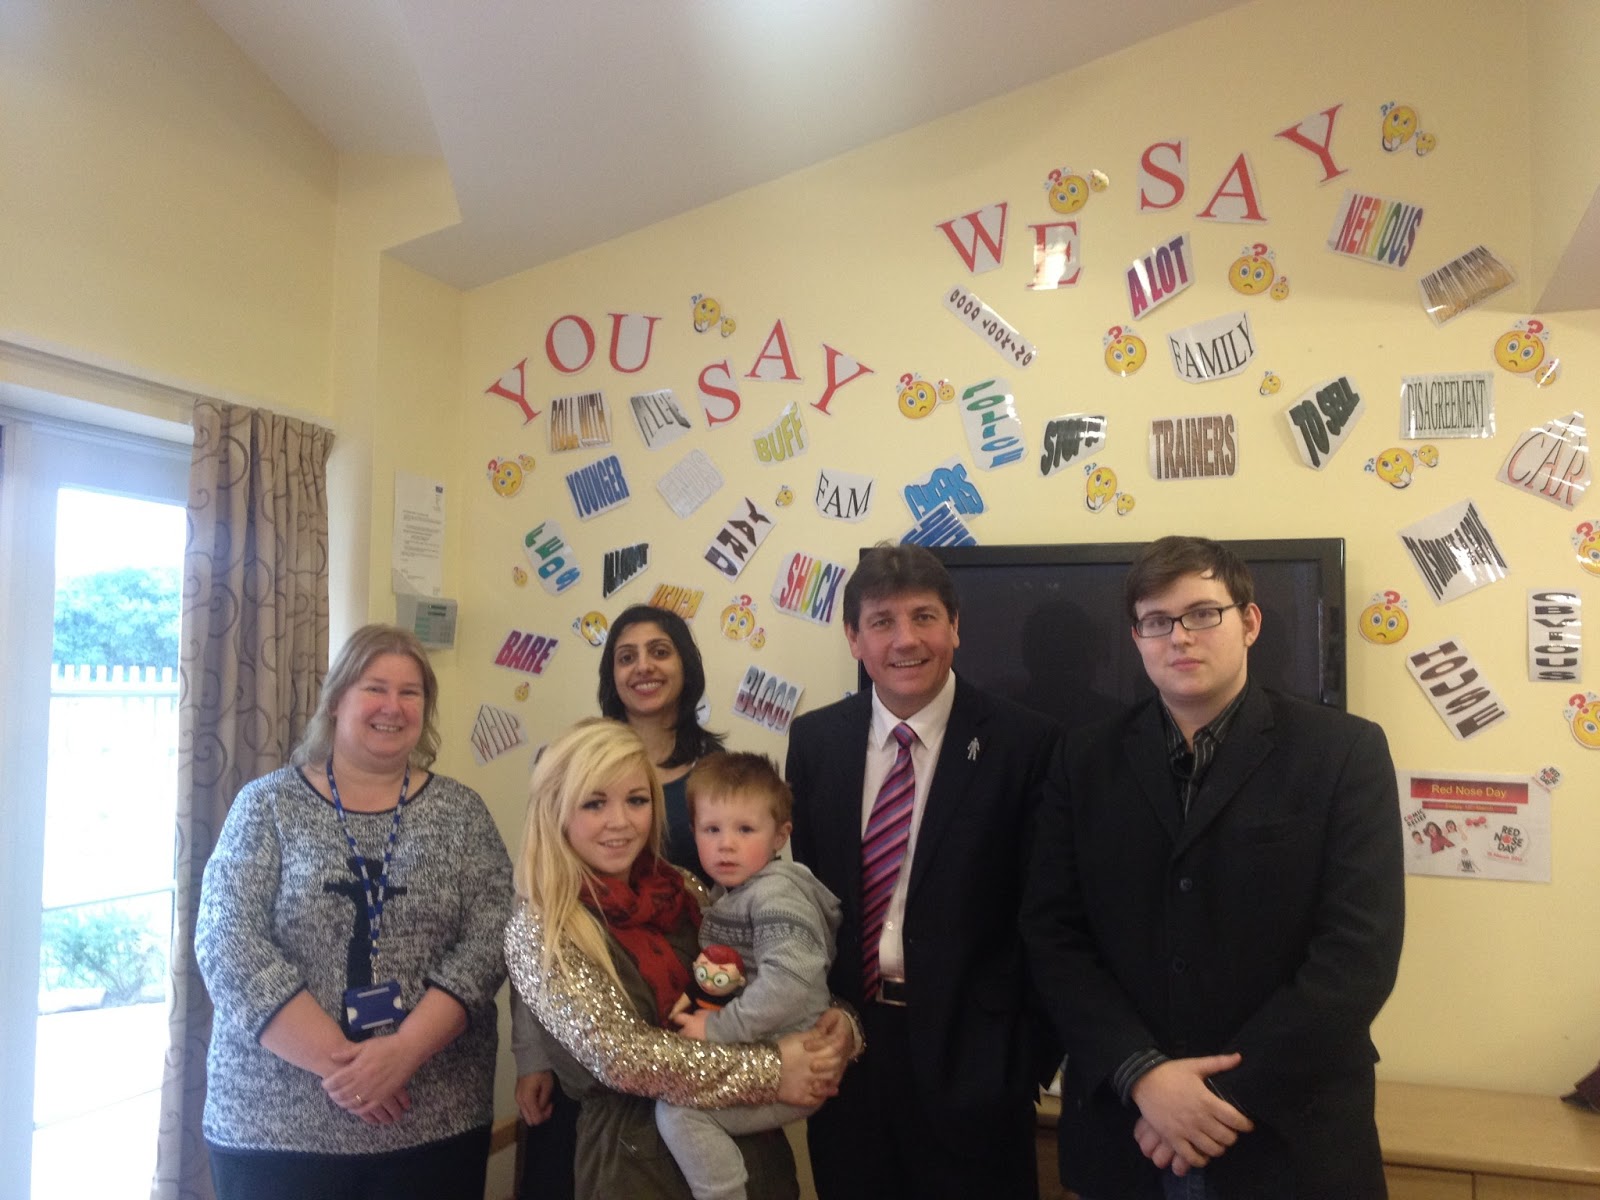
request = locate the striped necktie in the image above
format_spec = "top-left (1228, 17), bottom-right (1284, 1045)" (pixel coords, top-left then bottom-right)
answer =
top-left (861, 721), bottom-right (916, 1000)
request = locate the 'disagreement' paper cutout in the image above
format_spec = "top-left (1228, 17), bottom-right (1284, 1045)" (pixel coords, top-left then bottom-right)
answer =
top-left (564, 455), bottom-right (630, 520)
top-left (1259, 371), bottom-right (1282, 396)
top-left (469, 704), bottom-right (527, 765)
top-left (1398, 771), bottom-right (1549, 882)
top-left (1528, 590), bottom-right (1581, 683)
top-left (901, 500), bottom-right (977, 547)
top-left (548, 391), bottom-right (612, 452)
top-left (1497, 411), bottom-right (1589, 509)
top-left (486, 453), bottom-right (535, 498)
top-left (935, 202), bottom-right (1008, 274)
top-left (524, 520), bottom-right (581, 595)
top-left (1379, 101), bottom-right (1436, 154)
top-left (1357, 591), bottom-right (1410, 645)
top-left (944, 286), bottom-right (1037, 369)
top-left (731, 665), bottom-right (803, 734)
top-left (958, 380), bottom-right (1027, 470)
top-left (814, 467), bottom-right (874, 523)
top-left (1492, 320), bottom-right (1560, 386)
top-left (1148, 414), bottom-right (1237, 480)
top-left (657, 448), bottom-right (724, 519)
top-left (1400, 372), bottom-right (1494, 439)
top-left (630, 388), bottom-right (692, 450)
top-left (1364, 444), bottom-right (1439, 489)
top-left (647, 583), bottom-right (704, 620)
top-left (572, 610), bottom-right (609, 648)
top-left (1105, 326), bottom-right (1149, 376)
top-left (691, 294), bottom-right (737, 337)
top-left (904, 457), bottom-right (985, 520)
top-left (493, 629), bottom-right (560, 677)
top-left (1565, 692), bottom-right (1600, 749)
top-left (1027, 219), bottom-right (1080, 290)
top-left (771, 551), bottom-right (850, 626)
top-left (1406, 639), bottom-right (1510, 739)
top-left (1126, 233), bottom-right (1193, 320)
top-left (895, 373), bottom-right (955, 420)
top-left (1285, 376), bottom-right (1364, 469)
top-left (1137, 139), bottom-right (1187, 212)
top-left (704, 498), bottom-right (776, 580)
top-left (1398, 500), bottom-right (1508, 604)
top-left (753, 401), bottom-right (808, 465)
top-left (1574, 520), bottom-right (1600, 577)
top-left (602, 543), bottom-right (649, 598)
top-left (718, 594), bottom-right (761, 642)
top-left (1419, 246), bottom-right (1514, 326)
top-left (1326, 190), bottom-right (1423, 269)
top-left (485, 357), bottom-right (539, 424)
top-left (1167, 311), bottom-right (1255, 383)
top-left (1040, 414), bottom-right (1107, 478)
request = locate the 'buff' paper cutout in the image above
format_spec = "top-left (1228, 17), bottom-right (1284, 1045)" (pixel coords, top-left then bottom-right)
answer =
top-left (753, 401), bottom-right (808, 466)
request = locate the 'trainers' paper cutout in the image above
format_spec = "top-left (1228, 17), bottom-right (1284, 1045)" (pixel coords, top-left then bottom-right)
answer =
top-left (901, 501), bottom-right (977, 547)
top-left (731, 665), bottom-right (803, 734)
top-left (1528, 589), bottom-right (1581, 683)
top-left (1040, 414), bottom-right (1107, 478)
top-left (904, 457), bottom-right (984, 519)
top-left (1405, 639), bottom-right (1510, 739)
top-left (1400, 372), bottom-right (1494, 439)
top-left (1147, 414), bottom-right (1237, 480)
top-left (814, 467), bottom-right (874, 522)
top-left (1497, 412), bottom-right (1589, 509)
top-left (771, 551), bottom-right (850, 626)
top-left (1398, 500), bottom-right (1508, 604)
top-left (1285, 376), bottom-right (1364, 469)
top-left (1326, 190), bottom-right (1423, 269)
top-left (1166, 311), bottom-right (1255, 383)
top-left (958, 379), bottom-right (1027, 469)
top-left (524, 521), bottom-right (581, 595)
top-left (1126, 233), bottom-right (1194, 320)
top-left (944, 286), bottom-right (1037, 369)
top-left (704, 498), bottom-right (776, 580)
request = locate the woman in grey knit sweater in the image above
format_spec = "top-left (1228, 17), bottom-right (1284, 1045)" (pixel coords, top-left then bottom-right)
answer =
top-left (196, 625), bottom-right (512, 1200)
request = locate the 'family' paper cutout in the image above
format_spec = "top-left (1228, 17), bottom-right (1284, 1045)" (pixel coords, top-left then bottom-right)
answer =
top-left (647, 583), bottom-right (704, 620)
top-left (1493, 319), bottom-right (1560, 385)
top-left (657, 449), bottom-right (724, 518)
top-left (814, 467), bottom-right (874, 523)
top-left (1399, 500), bottom-right (1508, 604)
top-left (901, 501), bottom-right (977, 547)
top-left (1406, 639), bottom-right (1510, 739)
top-left (944, 286), bottom-right (1037, 368)
top-left (1104, 326), bottom-right (1148, 376)
top-left (524, 521), bottom-right (581, 595)
top-left (1126, 233), bottom-right (1193, 320)
top-left (958, 379), bottom-right (1027, 469)
top-left (1285, 376), bottom-right (1364, 469)
top-left (1040, 414), bottom-right (1107, 478)
top-left (1565, 693), bottom-right (1600, 749)
top-left (564, 454), bottom-right (630, 520)
top-left (1148, 414), bottom-right (1237, 480)
top-left (1326, 190), bottom-right (1423, 269)
top-left (494, 629), bottom-right (560, 677)
top-left (1400, 372), bottom-right (1494, 439)
top-left (487, 453), bottom-right (535, 498)
top-left (469, 704), bottom-right (527, 765)
top-left (1166, 311), bottom-right (1255, 383)
top-left (753, 401), bottom-right (808, 465)
top-left (704, 498), bottom-right (776, 580)
top-left (602, 543), bottom-right (650, 598)
top-left (904, 457), bottom-right (985, 519)
top-left (771, 551), bottom-right (850, 626)
top-left (896, 374), bottom-right (955, 420)
top-left (548, 391), bottom-right (611, 452)
top-left (1528, 590), bottom-right (1581, 683)
top-left (731, 665), bottom-right (803, 734)
top-left (1357, 591), bottom-right (1410, 645)
top-left (1364, 444), bottom-right (1438, 489)
top-left (630, 388), bottom-right (692, 450)
top-left (1497, 411), bottom-right (1589, 509)
top-left (1419, 246), bottom-right (1514, 326)
top-left (572, 610), bottom-right (609, 648)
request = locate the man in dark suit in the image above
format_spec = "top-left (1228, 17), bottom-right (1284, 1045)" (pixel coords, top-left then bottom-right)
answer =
top-left (1021, 535), bottom-right (1405, 1200)
top-left (786, 543), bottom-right (1058, 1200)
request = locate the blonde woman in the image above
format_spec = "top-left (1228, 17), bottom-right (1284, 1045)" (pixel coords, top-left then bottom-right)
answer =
top-left (505, 718), bottom-right (851, 1198)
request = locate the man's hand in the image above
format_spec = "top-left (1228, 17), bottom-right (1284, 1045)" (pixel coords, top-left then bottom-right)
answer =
top-left (1128, 1054), bottom-right (1253, 1170)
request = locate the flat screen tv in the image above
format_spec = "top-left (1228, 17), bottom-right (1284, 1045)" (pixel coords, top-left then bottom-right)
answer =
top-left (857, 539), bottom-right (1345, 733)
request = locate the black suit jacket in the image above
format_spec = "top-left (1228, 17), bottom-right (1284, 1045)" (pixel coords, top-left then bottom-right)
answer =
top-left (1021, 685), bottom-right (1405, 1200)
top-left (786, 676), bottom-right (1060, 1120)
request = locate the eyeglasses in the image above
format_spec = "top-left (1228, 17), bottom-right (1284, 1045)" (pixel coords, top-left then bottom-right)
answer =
top-left (1132, 603), bottom-right (1245, 639)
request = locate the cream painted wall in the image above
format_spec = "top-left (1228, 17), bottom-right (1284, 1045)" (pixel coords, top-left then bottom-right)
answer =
top-left (452, 0), bottom-right (1600, 1097)
top-left (1527, 0), bottom-right (1600, 306)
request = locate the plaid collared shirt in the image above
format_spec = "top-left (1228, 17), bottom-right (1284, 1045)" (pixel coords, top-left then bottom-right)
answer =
top-left (1161, 679), bottom-right (1252, 820)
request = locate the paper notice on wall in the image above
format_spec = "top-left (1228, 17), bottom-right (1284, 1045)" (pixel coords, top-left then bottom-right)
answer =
top-left (1397, 769), bottom-right (1550, 881)
top-left (392, 471), bottom-right (445, 597)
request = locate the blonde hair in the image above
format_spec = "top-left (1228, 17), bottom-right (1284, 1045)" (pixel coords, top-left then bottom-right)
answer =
top-left (515, 717), bottom-right (666, 987)
top-left (292, 624), bottom-right (440, 769)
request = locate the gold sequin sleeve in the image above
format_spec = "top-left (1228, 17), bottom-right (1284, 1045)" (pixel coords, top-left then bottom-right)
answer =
top-left (504, 899), bottom-right (782, 1109)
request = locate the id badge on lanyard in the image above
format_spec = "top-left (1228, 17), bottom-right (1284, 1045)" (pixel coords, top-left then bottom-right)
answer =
top-left (328, 758), bottom-right (410, 1038)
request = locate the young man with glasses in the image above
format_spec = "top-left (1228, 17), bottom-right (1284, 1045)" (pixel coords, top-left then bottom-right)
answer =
top-left (1021, 535), bottom-right (1405, 1200)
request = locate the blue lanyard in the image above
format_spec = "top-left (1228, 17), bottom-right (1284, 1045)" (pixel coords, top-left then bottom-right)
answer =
top-left (326, 757), bottom-right (409, 972)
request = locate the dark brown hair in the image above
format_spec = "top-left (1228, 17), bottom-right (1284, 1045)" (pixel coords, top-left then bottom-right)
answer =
top-left (1123, 536), bottom-right (1256, 622)
top-left (597, 605), bottom-right (724, 768)
top-left (842, 542), bottom-right (959, 631)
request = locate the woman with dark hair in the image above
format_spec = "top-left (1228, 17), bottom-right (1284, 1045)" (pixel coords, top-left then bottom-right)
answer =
top-left (196, 624), bottom-right (512, 1200)
top-left (597, 604), bottom-right (725, 878)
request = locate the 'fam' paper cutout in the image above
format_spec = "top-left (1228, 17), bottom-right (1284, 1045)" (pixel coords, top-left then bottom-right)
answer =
top-left (1326, 190), bottom-right (1423, 269)
top-left (647, 583), bottom-right (704, 620)
top-left (1126, 233), bottom-right (1193, 320)
top-left (1399, 500), bottom-right (1508, 604)
top-left (1419, 246), bottom-right (1514, 326)
top-left (1400, 372), bottom-right (1494, 439)
top-left (548, 391), bottom-right (611, 452)
top-left (731, 665), bottom-right (803, 734)
top-left (814, 468), bottom-right (874, 522)
top-left (1357, 591), bottom-right (1410, 645)
top-left (524, 521), bottom-right (581, 595)
top-left (1166, 311), bottom-right (1255, 383)
top-left (564, 455), bottom-right (630, 520)
top-left (958, 379), bottom-right (1027, 470)
top-left (901, 501), bottom-right (977, 547)
top-left (1528, 590), bottom-right (1581, 683)
top-left (469, 704), bottom-right (527, 765)
top-left (771, 551), bottom-right (850, 626)
top-left (602, 543), bottom-right (650, 598)
top-left (904, 457), bottom-right (985, 519)
top-left (1406, 639), bottom-right (1510, 739)
top-left (1285, 376), bottom-right (1364, 469)
top-left (753, 401), bottom-right (808, 465)
top-left (494, 629), bottom-right (560, 677)
top-left (1497, 411), bottom-right (1589, 509)
top-left (1148, 414), bottom-right (1237, 480)
top-left (944, 286), bottom-right (1037, 369)
top-left (1040, 414), bottom-right (1107, 478)
top-left (657, 449), bottom-right (724, 518)
top-left (630, 388), bottom-right (692, 450)
top-left (704, 498), bottom-right (776, 580)
top-left (1399, 771), bottom-right (1549, 881)
top-left (487, 453), bottom-right (535, 498)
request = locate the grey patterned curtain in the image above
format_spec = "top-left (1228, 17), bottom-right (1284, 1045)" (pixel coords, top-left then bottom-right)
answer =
top-left (152, 399), bottom-right (332, 1200)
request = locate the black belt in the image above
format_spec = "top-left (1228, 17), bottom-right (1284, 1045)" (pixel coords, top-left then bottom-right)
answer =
top-left (876, 978), bottom-right (908, 1007)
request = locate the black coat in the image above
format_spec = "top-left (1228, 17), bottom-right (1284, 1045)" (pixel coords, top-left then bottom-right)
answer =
top-left (1021, 685), bottom-right (1405, 1200)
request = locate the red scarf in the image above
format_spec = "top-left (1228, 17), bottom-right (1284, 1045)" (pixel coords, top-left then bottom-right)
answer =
top-left (582, 853), bottom-right (699, 1024)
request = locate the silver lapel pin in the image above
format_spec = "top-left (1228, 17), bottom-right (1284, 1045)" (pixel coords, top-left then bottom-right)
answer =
top-left (967, 738), bottom-right (980, 761)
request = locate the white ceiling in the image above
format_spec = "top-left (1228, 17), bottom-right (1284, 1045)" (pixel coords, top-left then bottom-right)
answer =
top-left (195, 0), bottom-right (1254, 290)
